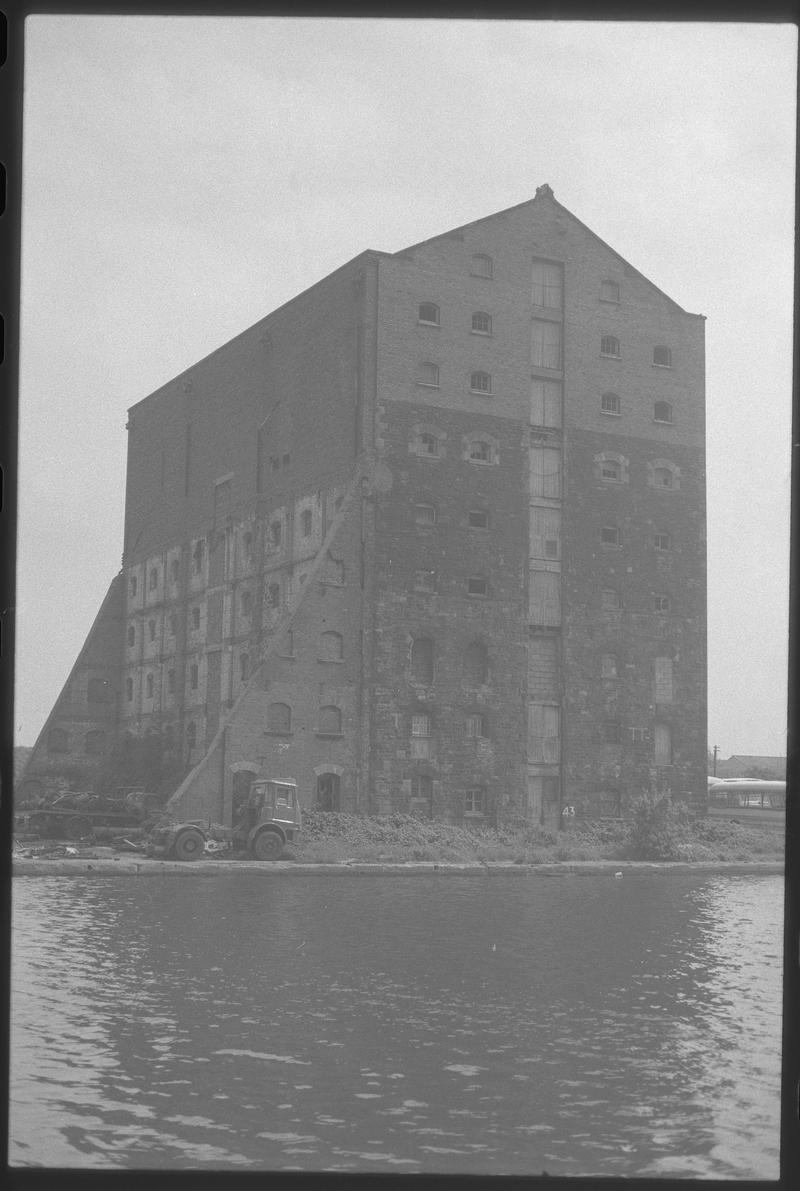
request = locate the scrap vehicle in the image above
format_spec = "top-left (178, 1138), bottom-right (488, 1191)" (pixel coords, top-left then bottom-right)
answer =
top-left (147, 778), bottom-right (302, 861)
top-left (23, 788), bottom-right (163, 841)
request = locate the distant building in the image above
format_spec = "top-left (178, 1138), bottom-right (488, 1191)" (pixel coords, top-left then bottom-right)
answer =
top-left (714, 755), bottom-right (786, 780)
top-left (20, 185), bottom-right (707, 826)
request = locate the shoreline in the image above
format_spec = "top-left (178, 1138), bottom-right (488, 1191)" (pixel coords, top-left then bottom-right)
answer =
top-left (12, 855), bottom-right (785, 878)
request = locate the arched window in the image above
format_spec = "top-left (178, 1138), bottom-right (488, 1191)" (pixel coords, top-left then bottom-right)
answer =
top-left (127, 625), bottom-right (135, 647)
top-left (410, 637), bottom-right (434, 684)
top-left (85, 729), bottom-right (106, 755)
top-left (649, 459), bottom-right (680, 490)
top-left (125, 677), bottom-right (133, 701)
top-left (417, 361), bottom-right (440, 387)
top-left (418, 302), bottom-right (440, 325)
top-left (601, 392), bottom-right (620, 415)
top-left (186, 721), bottom-right (197, 750)
top-left (601, 335), bottom-right (621, 358)
top-left (149, 568), bottom-right (158, 591)
top-left (416, 431), bottom-right (440, 457)
top-left (320, 631), bottom-right (344, 661)
top-left (146, 673), bottom-right (154, 699)
top-left (240, 653), bottom-right (250, 682)
top-left (464, 640), bottom-right (488, 684)
top-left (471, 311), bottom-right (492, 334)
top-left (471, 254), bottom-right (493, 278)
top-left (47, 728), bottom-right (68, 754)
top-left (87, 677), bottom-right (110, 703)
top-left (600, 458), bottom-right (622, 482)
top-left (653, 345), bottom-right (672, 367)
top-left (318, 705), bottom-right (342, 735)
top-left (468, 439), bottom-right (492, 464)
top-left (470, 371), bottom-right (492, 394)
top-left (654, 401), bottom-right (673, 424)
top-left (267, 702), bottom-right (292, 734)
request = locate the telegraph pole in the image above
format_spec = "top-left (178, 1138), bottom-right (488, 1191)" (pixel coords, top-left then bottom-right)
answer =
top-left (713, 744), bottom-right (719, 776)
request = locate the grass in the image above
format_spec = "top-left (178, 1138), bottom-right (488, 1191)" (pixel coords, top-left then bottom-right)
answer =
top-left (286, 810), bottom-right (784, 865)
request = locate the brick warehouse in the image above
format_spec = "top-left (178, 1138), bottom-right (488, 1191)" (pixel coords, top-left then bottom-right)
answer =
top-left (20, 185), bottom-right (707, 829)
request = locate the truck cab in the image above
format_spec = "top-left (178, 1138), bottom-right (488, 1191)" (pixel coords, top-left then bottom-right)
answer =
top-left (238, 779), bottom-right (301, 859)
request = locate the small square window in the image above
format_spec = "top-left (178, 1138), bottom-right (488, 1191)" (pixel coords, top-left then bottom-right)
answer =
top-left (601, 392), bottom-right (620, 415)
top-left (654, 532), bottom-right (672, 551)
top-left (470, 371), bottom-right (492, 395)
top-left (601, 336), bottom-right (621, 358)
top-left (414, 503), bottom-right (437, 526)
top-left (418, 303), bottom-right (440, 325)
top-left (654, 401), bottom-right (673, 424)
top-left (653, 595), bottom-right (671, 613)
top-left (471, 312), bottom-right (492, 335)
top-left (601, 526), bottom-right (621, 546)
top-left (600, 280), bottom-right (620, 303)
top-left (414, 570), bottom-right (437, 592)
top-left (468, 576), bottom-right (488, 597)
top-left (601, 460), bottom-right (622, 482)
top-left (465, 787), bottom-right (486, 814)
top-left (602, 589), bottom-right (621, 610)
top-left (411, 713), bottom-right (431, 737)
top-left (653, 346), bottom-right (673, 368)
top-left (469, 509), bottom-right (490, 529)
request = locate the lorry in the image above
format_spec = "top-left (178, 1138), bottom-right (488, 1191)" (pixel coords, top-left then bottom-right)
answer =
top-left (147, 778), bottom-right (302, 861)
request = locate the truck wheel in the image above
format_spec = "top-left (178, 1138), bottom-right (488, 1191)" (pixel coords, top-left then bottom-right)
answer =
top-left (173, 828), bottom-right (205, 861)
top-left (253, 829), bottom-right (284, 861)
top-left (66, 816), bottom-right (93, 840)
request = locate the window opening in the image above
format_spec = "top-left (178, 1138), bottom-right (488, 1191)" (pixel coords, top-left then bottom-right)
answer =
top-left (471, 311), bottom-right (492, 334)
top-left (418, 302), bottom-right (440, 325)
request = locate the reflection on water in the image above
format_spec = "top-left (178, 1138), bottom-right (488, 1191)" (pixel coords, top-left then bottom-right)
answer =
top-left (10, 872), bottom-right (782, 1175)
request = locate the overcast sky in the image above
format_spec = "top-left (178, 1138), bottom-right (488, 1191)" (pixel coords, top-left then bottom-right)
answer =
top-left (15, 17), bottom-right (796, 760)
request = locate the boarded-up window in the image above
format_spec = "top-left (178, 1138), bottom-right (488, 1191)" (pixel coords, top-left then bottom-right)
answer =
top-left (531, 320), bottom-right (562, 369)
top-left (528, 569), bottom-right (561, 626)
top-left (319, 705), bottom-right (342, 735)
top-left (654, 656), bottom-right (674, 704)
top-left (87, 677), bottom-right (110, 703)
top-left (410, 638), bottom-right (434, 684)
top-left (528, 703), bottom-right (561, 762)
top-left (85, 730), bottom-right (106, 755)
top-left (267, 702), bottom-right (292, 734)
top-left (654, 723), bottom-right (672, 765)
top-left (464, 641), bottom-right (488, 683)
top-left (530, 447), bottom-right (561, 498)
top-left (531, 260), bottom-right (563, 308)
top-left (601, 653), bottom-right (618, 679)
top-left (47, 728), bottom-right (68, 754)
top-left (529, 506), bottom-right (561, 559)
top-left (530, 379), bottom-right (562, 427)
top-left (321, 631), bottom-right (343, 660)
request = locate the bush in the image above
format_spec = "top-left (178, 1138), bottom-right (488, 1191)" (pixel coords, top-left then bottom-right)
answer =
top-left (625, 793), bottom-right (691, 860)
